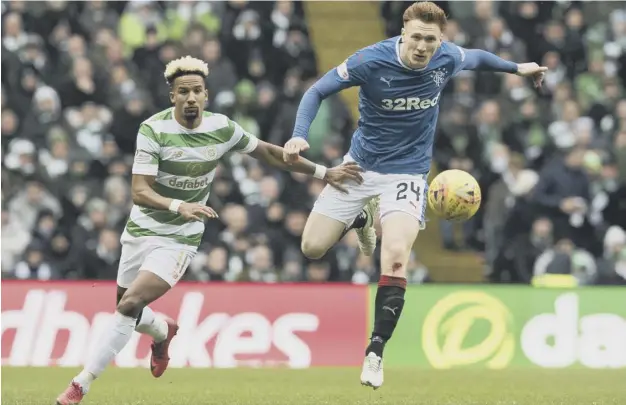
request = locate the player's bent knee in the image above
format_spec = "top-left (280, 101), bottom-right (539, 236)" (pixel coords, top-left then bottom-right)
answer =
top-left (116, 293), bottom-right (145, 318)
top-left (301, 238), bottom-right (328, 260)
top-left (382, 244), bottom-right (411, 262)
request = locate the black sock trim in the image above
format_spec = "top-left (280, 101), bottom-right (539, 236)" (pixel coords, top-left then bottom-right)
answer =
top-left (351, 210), bottom-right (368, 230)
top-left (135, 308), bottom-right (144, 326)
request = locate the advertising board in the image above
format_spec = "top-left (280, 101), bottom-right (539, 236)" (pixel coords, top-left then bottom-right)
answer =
top-left (376, 285), bottom-right (626, 369)
top-left (1, 281), bottom-right (367, 368)
top-left (3, 281), bottom-right (623, 369)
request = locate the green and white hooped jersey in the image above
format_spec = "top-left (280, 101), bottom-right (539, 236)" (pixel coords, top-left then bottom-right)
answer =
top-left (125, 108), bottom-right (258, 246)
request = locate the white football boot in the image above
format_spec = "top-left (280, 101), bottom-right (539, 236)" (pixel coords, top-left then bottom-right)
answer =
top-left (360, 352), bottom-right (384, 389)
top-left (355, 197), bottom-right (379, 256)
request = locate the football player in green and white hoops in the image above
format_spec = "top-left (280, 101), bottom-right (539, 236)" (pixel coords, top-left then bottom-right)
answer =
top-left (56, 56), bottom-right (364, 405)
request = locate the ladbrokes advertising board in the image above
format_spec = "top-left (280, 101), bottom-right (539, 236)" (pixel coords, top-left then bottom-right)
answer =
top-left (3, 282), bottom-right (624, 369)
top-left (1, 281), bottom-right (367, 368)
top-left (377, 285), bottom-right (626, 369)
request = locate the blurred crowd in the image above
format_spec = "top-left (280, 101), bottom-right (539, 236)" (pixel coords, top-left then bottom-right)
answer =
top-left (2, 1), bottom-right (625, 286)
top-left (1, 0), bottom-right (365, 284)
top-left (385, 1), bottom-right (626, 285)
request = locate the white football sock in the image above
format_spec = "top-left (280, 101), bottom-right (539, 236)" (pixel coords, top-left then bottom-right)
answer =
top-left (73, 311), bottom-right (136, 390)
top-left (135, 306), bottom-right (168, 342)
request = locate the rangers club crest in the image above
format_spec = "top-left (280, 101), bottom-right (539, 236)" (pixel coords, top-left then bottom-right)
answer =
top-left (431, 68), bottom-right (447, 87)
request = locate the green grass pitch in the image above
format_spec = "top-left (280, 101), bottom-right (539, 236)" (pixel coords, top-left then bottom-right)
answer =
top-left (2, 367), bottom-right (625, 405)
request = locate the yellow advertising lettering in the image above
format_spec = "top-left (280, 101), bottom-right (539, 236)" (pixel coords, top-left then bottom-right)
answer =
top-left (422, 291), bottom-right (514, 369)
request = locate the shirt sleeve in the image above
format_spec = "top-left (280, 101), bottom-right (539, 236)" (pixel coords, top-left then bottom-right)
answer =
top-left (450, 43), bottom-right (518, 76)
top-left (291, 48), bottom-right (375, 139)
top-left (334, 48), bottom-right (375, 87)
top-left (229, 119), bottom-right (259, 154)
top-left (132, 124), bottom-right (160, 176)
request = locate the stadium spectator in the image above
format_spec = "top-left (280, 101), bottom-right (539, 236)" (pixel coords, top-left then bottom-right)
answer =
top-left (1, 205), bottom-right (31, 273)
top-left (490, 217), bottom-right (552, 283)
top-left (13, 239), bottom-right (58, 280)
top-left (188, 243), bottom-right (230, 282)
top-left (532, 238), bottom-right (598, 285)
top-left (597, 225), bottom-right (626, 285)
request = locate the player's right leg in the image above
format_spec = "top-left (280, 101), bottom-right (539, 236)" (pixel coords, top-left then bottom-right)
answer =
top-left (360, 212), bottom-right (420, 390)
top-left (301, 177), bottom-right (378, 259)
top-left (360, 173), bottom-right (427, 390)
top-left (300, 211), bottom-right (349, 259)
top-left (56, 238), bottom-right (193, 405)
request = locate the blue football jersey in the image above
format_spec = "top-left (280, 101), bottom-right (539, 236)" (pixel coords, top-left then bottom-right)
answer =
top-left (291, 36), bottom-right (518, 174)
top-left (335, 37), bottom-right (468, 175)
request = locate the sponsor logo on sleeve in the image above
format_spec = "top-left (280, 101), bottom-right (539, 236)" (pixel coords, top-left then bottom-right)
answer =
top-left (134, 151), bottom-right (152, 164)
top-left (337, 60), bottom-right (349, 80)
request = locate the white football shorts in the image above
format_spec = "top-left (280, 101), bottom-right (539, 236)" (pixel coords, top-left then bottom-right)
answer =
top-left (312, 155), bottom-right (428, 228)
top-left (117, 233), bottom-right (196, 288)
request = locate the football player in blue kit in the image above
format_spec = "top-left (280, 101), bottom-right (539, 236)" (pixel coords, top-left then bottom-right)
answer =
top-left (283, 1), bottom-right (547, 389)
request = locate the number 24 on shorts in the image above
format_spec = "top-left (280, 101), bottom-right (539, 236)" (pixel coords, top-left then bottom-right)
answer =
top-left (396, 181), bottom-right (421, 201)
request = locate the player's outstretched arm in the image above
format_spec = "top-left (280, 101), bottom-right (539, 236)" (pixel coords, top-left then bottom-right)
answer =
top-left (460, 48), bottom-right (547, 88)
top-left (284, 70), bottom-right (350, 163)
top-left (250, 140), bottom-right (363, 193)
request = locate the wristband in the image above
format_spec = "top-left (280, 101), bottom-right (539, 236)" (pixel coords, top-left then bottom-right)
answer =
top-left (169, 199), bottom-right (183, 213)
top-left (313, 164), bottom-right (327, 180)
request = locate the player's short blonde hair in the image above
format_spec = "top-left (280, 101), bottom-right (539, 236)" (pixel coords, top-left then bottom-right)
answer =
top-left (163, 56), bottom-right (209, 86)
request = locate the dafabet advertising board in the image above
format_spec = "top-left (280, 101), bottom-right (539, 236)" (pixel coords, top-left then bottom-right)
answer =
top-left (374, 285), bottom-right (626, 369)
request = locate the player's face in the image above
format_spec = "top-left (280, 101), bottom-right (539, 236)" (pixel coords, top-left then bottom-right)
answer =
top-left (401, 19), bottom-right (443, 68)
top-left (170, 75), bottom-right (208, 123)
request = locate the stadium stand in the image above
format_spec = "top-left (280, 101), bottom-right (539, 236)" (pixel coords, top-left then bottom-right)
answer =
top-left (2, 1), bottom-right (625, 286)
top-left (409, 1), bottom-right (625, 285)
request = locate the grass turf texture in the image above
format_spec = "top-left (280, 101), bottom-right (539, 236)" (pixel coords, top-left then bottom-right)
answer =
top-left (2, 367), bottom-right (625, 405)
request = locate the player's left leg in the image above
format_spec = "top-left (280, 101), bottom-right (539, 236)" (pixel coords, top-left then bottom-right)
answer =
top-left (360, 173), bottom-right (427, 390)
top-left (115, 286), bottom-right (177, 377)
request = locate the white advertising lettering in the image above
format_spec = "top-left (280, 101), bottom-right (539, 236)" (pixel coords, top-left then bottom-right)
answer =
top-left (1, 290), bottom-right (320, 368)
top-left (31, 290), bottom-right (91, 367)
top-left (521, 293), bottom-right (626, 369)
top-left (2, 290), bottom-right (45, 366)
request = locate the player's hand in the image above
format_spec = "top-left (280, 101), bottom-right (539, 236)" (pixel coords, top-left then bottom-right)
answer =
top-left (516, 63), bottom-right (548, 89)
top-left (283, 137), bottom-right (310, 163)
top-left (324, 161), bottom-right (364, 193)
top-left (177, 202), bottom-right (219, 222)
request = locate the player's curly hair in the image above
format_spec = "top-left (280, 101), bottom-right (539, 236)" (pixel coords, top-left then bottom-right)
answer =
top-left (403, 1), bottom-right (447, 30)
top-left (163, 56), bottom-right (209, 86)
